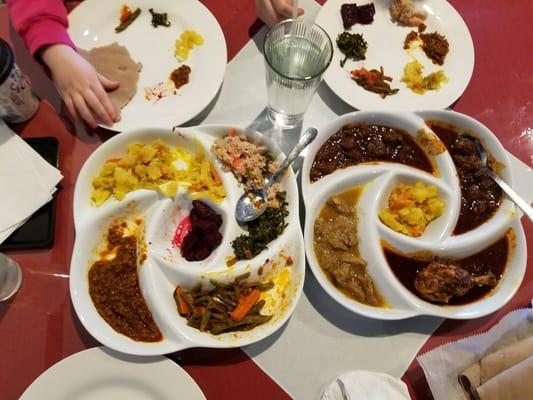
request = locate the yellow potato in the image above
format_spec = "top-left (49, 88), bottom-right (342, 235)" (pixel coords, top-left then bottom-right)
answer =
top-left (380, 182), bottom-right (445, 237)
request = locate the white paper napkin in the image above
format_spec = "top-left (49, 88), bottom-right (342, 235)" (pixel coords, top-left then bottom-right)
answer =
top-left (0, 120), bottom-right (62, 243)
top-left (417, 303), bottom-right (533, 400)
top-left (321, 370), bottom-right (411, 400)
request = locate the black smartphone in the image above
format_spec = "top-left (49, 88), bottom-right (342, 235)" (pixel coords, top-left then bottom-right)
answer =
top-left (0, 137), bottom-right (59, 251)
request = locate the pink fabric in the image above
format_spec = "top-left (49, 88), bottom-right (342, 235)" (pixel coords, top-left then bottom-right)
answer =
top-left (7, 0), bottom-right (76, 58)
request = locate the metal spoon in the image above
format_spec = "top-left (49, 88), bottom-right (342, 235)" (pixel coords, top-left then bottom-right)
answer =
top-left (464, 134), bottom-right (533, 221)
top-left (235, 127), bottom-right (318, 223)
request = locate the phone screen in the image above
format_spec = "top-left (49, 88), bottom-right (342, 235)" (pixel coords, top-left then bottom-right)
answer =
top-left (0, 137), bottom-right (59, 251)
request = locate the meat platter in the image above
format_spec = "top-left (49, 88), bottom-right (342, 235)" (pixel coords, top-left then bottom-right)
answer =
top-left (302, 110), bottom-right (526, 320)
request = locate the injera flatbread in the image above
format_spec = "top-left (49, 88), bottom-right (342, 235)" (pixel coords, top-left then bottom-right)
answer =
top-left (79, 42), bottom-right (142, 118)
top-left (476, 356), bottom-right (533, 400)
top-left (459, 335), bottom-right (533, 396)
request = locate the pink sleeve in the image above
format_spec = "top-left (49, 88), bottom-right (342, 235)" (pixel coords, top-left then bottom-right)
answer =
top-left (7, 0), bottom-right (76, 58)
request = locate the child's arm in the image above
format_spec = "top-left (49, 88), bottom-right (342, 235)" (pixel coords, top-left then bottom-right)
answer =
top-left (7, 0), bottom-right (75, 58)
top-left (7, 0), bottom-right (117, 128)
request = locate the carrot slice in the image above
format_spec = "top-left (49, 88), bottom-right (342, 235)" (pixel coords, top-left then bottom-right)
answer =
top-left (210, 164), bottom-right (222, 185)
top-left (229, 289), bottom-right (261, 322)
top-left (175, 287), bottom-right (189, 316)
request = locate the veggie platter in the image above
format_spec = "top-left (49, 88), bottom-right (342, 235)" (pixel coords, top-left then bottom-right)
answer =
top-left (70, 126), bottom-right (304, 355)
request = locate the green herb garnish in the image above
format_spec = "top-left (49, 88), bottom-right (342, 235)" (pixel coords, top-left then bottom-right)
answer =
top-left (337, 32), bottom-right (368, 67)
top-left (149, 8), bottom-right (171, 28)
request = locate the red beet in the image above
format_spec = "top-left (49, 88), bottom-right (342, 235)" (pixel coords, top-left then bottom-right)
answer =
top-left (179, 200), bottom-right (223, 262)
top-left (341, 2), bottom-right (375, 29)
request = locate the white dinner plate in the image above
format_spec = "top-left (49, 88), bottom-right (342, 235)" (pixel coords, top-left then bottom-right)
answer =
top-left (68, 0), bottom-right (227, 131)
top-left (316, 0), bottom-right (474, 110)
top-left (20, 347), bottom-right (206, 400)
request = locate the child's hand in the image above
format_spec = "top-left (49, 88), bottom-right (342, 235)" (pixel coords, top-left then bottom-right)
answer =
top-left (255, 0), bottom-right (304, 27)
top-left (41, 44), bottom-right (119, 129)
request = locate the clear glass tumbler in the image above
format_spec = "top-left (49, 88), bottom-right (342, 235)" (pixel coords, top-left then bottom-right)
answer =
top-left (263, 19), bottom-right (333, 128)
top-left (0, 253), bottom-right (22, 302)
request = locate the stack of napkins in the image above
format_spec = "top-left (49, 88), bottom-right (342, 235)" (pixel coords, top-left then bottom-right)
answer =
top-left (0, 121), bottom-right (63, 244)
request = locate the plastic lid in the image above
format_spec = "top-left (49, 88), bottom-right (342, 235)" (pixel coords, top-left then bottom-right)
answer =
top-left (0, 38), bottom-right (14, 85)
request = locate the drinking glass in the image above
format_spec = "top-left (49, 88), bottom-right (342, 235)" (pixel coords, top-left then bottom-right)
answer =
top-left (0, 253), bottom-right (22, 302)
top-left (263, 19), bottom-right (333, 128)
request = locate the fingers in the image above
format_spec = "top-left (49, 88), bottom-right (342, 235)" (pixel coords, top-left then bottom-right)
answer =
top-left (273, 0), bottom-right (295, 18)
top-left (97, 73), bottom-right (120, 90)
top-left (93, 80), bottom-right (117, 123)
top-left (72, 93), bottom-right (97, 129)
top-left (63, 96), bottom-right (79, 122)
top-left (84, 89), bottom-right (114, 126)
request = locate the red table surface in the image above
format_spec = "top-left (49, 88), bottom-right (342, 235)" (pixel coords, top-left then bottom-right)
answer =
top-left (0, 1), bottom-right (531, 399)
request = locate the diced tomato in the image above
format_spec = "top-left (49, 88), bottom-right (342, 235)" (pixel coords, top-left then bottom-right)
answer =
top-left (172, 215), bottom-right (192, 248)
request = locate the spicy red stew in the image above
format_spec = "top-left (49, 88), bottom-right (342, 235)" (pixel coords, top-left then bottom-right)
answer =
top-left (89, 223), bottom-right (162, 342)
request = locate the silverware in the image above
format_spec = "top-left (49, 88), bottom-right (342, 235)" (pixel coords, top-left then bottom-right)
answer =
top-left (235, 127), bottom-right (318, 223)
top-left (464, 134), bottom-right (533, 221)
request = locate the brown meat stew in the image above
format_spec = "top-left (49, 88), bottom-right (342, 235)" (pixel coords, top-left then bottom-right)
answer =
top-left (89, 222), bottom-right (162, 342)
top-left (384, 234), bottom-right (509, 305)
top-left (310, 124), bottom-right (433, 182)
top-left (314, 187), bottom-right (385, 307)
top-left (427, 121), bottom-right (503, 235)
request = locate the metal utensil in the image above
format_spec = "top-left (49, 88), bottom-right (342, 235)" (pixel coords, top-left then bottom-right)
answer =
top-left (464, 134), bottom-right (533, 221)
top-left (235, 127), bottom-right (318, 223)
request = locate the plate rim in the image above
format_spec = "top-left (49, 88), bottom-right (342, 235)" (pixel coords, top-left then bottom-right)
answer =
top-left (19, 346), bottom-right (206, 400)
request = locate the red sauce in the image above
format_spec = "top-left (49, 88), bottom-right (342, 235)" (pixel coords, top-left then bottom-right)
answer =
top-left (384, 235), bottom-right (509, 305)
top-left (89, 224), bottom-right (162, 342)
top-left (170, 65), bottom-right (191, 90)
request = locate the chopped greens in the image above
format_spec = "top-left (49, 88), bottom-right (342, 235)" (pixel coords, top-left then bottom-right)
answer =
top-left (149, 8), bottom-right (171, 28)
top-left (337, 31), bottom-right (368, 67)
top-left (232, 194), bottom-right (288, 260)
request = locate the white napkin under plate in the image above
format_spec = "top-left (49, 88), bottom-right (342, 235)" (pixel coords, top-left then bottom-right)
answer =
top-left (321, 370), bottom-right (411, 400)
top-left (0, 120), bottom-right (62, 243)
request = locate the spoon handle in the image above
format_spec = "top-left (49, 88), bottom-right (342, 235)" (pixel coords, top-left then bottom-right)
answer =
top-left (487, 170), bottom-right (533, 221)
top-left (266, 127), bottom-right (318, 188)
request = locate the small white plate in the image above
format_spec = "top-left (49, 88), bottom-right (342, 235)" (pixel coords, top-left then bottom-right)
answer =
top-left (68, 0), bottom-right (227, 131)
top-left (316, 0), bottom-right (474, 110)
top-left (20, 347), bottom-right (206, 400)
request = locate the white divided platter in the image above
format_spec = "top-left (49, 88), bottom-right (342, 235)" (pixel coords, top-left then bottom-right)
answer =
top-left (316, 0), bottom-right (474, 110)
top-left (302, 110), bottom-right (526, 320)
top-left (70, 126), bottom-right (304, 355)
top-left (68, 0), bottom-right (227, 131)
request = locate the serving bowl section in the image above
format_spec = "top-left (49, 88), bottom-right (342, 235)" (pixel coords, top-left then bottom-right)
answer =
top-left (70, 126), bottom-right (304, 355)
top-left (302, 110), bottom-right (526, 320)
